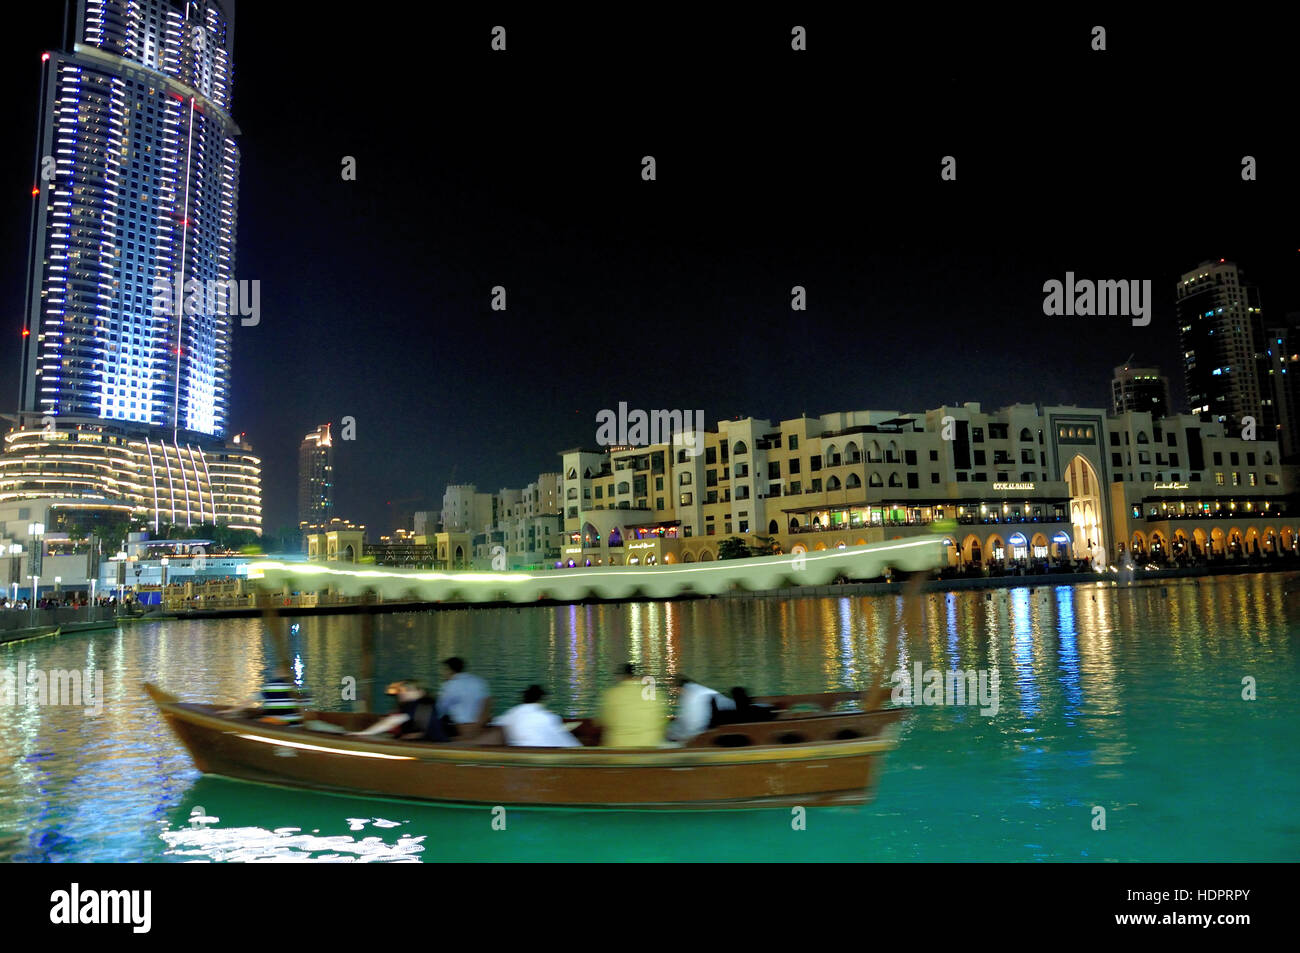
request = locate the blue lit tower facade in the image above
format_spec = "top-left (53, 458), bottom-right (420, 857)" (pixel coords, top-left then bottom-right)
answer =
top-left (21, 0), bottom-right (239, 439)
top-left (5, 0), bottom-right (261, 536)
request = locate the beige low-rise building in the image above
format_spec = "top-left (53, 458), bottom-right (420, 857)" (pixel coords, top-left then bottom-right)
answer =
top-left (554, 403), bottom-right (1297, 572)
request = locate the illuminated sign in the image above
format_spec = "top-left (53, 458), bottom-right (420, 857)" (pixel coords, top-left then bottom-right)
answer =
top-left (563, 547), bottom-right (582, 554)
top-left (1008, 533), bottom-right (1027, 546)
top-left (1153, 482), bottom-right (1189, 490)
top-left (627, 541), bottom-right (656, 550)
top-left (992, 482), bottom-right (1035, 491)
top-left (1052, 532), bottom-right (1071, 544)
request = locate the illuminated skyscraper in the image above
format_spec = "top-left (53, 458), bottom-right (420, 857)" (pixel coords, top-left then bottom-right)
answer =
top-left (5, 1), bottom-right (260, 535)
top-left (298, 424), bottom-right (334, 528)
top-left (21, 0), bottom-right (239, 439)
top-left (1176, 260), bottom-right (1274, 439)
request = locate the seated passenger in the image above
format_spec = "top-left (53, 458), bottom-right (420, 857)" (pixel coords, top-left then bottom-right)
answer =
top-left (666, 675), bottom-right (735, 741)
top-left (494, 685), bottom-right (581, 747)
top-left (435, 656), bottom-right (491, 737)
top-left (596, 663), bottom-right (668, 747)
top-left (220, 664), bottom-right (311, 725)
top-left (709, 687), bottom-right (776, 727)
top-left (350, 680), bottom-right (448, 742)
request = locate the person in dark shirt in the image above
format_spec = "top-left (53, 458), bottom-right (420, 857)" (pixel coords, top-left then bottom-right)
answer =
top-left (350, 680), bottom-right (447, 742)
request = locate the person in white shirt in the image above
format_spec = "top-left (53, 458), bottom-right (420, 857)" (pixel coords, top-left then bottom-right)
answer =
top-left (666, 675), bottom-right (735, 741)
top-left (435, 657), bottom-right (491, 734)
top-left (494, 685), bottom-right (581, 747)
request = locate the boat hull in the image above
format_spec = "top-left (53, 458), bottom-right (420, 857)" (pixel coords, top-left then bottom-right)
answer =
top-left (147, 685), bottom-right (901, 810)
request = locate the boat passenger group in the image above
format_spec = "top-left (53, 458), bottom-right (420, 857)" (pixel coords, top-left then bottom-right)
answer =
top-left (233, 657), bottom-right (774, 747)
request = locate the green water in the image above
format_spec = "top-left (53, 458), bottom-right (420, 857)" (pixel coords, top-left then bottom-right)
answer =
top-left (1, 575), bottom-right (1297, 862)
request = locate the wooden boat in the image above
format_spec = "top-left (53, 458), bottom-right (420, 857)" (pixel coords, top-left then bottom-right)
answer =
top-left (145, 683), bottom-right (906, 810)
top-left (147, 549), bottom-right (938, 810)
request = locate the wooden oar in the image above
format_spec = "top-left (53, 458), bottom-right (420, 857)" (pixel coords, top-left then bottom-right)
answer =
top-left (863, 570), bottom-right (927, 712)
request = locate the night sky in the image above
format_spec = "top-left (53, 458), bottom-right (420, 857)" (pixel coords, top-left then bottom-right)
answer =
top-left (3, 7), bottom-right (1295, 541)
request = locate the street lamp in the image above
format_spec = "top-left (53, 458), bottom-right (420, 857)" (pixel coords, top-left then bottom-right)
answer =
top-left (27, 522), bottom-right (44, 626)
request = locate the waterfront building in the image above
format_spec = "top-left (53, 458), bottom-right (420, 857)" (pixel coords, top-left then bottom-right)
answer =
top-left (297, 423), bottom-right (334, 529)
top-left (303, 518), bottom-right (365, 563)
top-left (1111, 364), bottom-right (1171, 415)
top-left (1176, 260), bottom-right (1275, 439)
top-left (557, 403), bottom-right (1296, 571)
top-left (0, 414), bottom-right (261, 534)
top-left (441, 484), bottom-right (495, 534)
top-left (469, 474), bottom-right (564, 569)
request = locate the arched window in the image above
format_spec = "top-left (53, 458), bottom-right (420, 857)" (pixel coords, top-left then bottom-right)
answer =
top-left (566, 467), bottom-right (577, 479)
top-left (868, 440), bottom-right (883, 463)
top-left (1019, 428), bottom-right (1032, 442)
top-left (584, 467), bottom-right (593, 478)
top-left (825, 443), bottom-right (839, 466)
top-left (846, 473), bottom-right (862, 488)
top-left (886, 440), bottom-right (899, 463)
top-left (1136, 432), bottom-right (1149, 444)
top-left (888, 473), bottom-right (903, 487)
top-left (566, 487), bottom-right (578, 499)
top-left (1265, 451), bottom-right (1274, 465)
top-left (617, 481), bottom-right (630, 495)
top-left (733, 441), bottom-right (748, 455)
top-left (827, 475), bottom-right (842, 490)
top-left (769, 519), bottom-right (780, 534)
top-left (679, 472), bottom-right (692, 485)
top-left (868, 472), bottom-right (883, 487)
top-left (845, 441), bottom-right (861, 464)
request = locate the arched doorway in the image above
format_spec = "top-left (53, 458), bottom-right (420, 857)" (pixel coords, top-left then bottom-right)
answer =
top-left (1065, 454), bottom-right (1105, 564)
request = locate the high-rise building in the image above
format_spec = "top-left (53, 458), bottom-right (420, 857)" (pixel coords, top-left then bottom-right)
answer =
top-left (4, 1), bottom-right (259, 535)
top-left (1265, 312), bottom-right (1300, 460)
top-left (22, 0), bottom-right (239, 439)
top-left (1176, 260), bottom-right (1274, 439)
top-left (298, 424), bottom-right (334, 527)
top-left (1111, 364), bottom-right (1171, 415)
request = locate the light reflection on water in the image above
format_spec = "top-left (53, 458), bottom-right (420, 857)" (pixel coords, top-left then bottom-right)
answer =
top-left (1, 574), bottom-right (1298, 862)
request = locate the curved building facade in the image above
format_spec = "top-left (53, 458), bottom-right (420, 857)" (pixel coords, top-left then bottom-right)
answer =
top-left (0, 417), bottom-right (261, 533)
